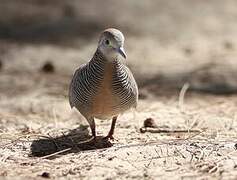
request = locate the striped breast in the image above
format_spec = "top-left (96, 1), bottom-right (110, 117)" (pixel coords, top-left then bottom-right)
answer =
top-left (69, 50), bottom-right (138, 119)
top-left (69, 50), bottom-right (105, 118)
top-left (91, 59), bottom-right (138, 119)
top-left (91, 62), bottom-right (118, 119)
top-left (112, 60), bottom-right (138, 112)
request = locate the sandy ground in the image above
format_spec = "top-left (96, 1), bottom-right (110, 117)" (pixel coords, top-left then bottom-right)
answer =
top-left (1, 0), bottom-right (237, 179)
top-left (1, 44), bottom-right (237, 179)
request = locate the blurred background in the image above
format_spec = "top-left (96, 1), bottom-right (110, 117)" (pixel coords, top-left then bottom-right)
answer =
top-left (2, 1), bottom-right (237, 178)
top-left (1, 0), bottom-right (237, 100)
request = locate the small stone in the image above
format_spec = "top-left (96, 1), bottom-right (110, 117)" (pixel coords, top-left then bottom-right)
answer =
top-left (234, 143), bottom-right (237, 150)
top-left (108, 157), bottom-right (113, 161)
top-left (41, 61), bottom-right (55, 73)
top-left (41, 172), bottom-right (50, 178)
top-left (144, 118), bottom-right (157, 128)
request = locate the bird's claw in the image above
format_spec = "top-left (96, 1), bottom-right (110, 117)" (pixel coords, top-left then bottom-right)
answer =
top-left (103, 135), bottom-right (114, 140)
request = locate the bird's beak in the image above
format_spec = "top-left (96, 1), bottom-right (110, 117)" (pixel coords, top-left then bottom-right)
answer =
top-left (117, 47), bottom-right (127, 59)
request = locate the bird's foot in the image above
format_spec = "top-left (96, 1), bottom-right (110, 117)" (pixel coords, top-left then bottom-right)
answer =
top-left (104, 135), bottom-right (114, 140)
top-left (103, 134), bottom-right (118, 142)
top-left (89, 135), bottom-right (97, 142)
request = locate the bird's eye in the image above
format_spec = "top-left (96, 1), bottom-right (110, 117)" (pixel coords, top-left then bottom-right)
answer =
top-left (105, 40), bottom-right (110, 45)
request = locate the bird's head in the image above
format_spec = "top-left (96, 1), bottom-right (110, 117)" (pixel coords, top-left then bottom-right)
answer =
top-left (98, 28), bottom-right (126, 61)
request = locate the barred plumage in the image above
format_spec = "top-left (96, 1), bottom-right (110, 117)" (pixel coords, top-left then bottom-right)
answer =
top-left (69, 28), bottom-right (138, 140)
top-left (69, 50), bottom-right (106, 116)
top-left (112, 60), bottom-right (138, 111)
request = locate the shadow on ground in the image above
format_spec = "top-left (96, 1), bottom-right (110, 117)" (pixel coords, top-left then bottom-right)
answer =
top-left (30, 125), bottom-right (113, 159)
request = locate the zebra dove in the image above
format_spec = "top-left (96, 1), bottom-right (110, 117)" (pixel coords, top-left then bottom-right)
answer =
top-left (69, 28), bottom-right (138, 140)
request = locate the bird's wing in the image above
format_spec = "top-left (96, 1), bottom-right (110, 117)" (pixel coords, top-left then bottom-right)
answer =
top-left (68, 63), bottom-right (87, 108)
top-left (124, 66), bottom-right (139, 107)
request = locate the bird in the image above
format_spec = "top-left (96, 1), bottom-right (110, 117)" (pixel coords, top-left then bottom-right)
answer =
top-left (69, 28), bottom-right (138, 140)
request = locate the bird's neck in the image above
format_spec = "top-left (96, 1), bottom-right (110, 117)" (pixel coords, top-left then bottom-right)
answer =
top-left (92, 48), bottom-right (122, 67)
top-left (89, 49), bottom-right (125, 86)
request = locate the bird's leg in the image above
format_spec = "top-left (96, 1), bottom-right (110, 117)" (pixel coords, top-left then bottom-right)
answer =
top-left (105, 116), bottom-right (117, 140)
top-left (88, 118), bottom-right (96, 140)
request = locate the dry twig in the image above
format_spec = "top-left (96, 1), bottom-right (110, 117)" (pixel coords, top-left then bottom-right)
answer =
top-left (140, 127), bottom-right (201, 134)
top-left (40, 148), bottom-right (72, 159)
